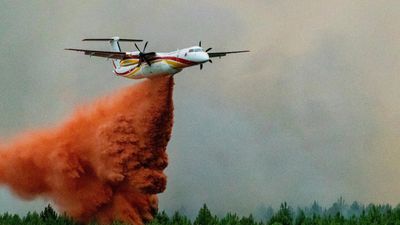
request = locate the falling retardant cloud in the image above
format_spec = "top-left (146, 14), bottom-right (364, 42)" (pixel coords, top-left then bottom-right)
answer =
top-left (0, 77), bottom-right (174, 225)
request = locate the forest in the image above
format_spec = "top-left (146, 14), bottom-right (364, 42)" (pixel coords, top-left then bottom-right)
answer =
top-left (0, 198), bottom-right (399, 225)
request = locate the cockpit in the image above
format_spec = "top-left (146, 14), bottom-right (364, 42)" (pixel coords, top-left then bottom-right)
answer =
top-left (188, 48), bottom-right (202, 53)
top-left (182, 47), bottom-right (209, 62)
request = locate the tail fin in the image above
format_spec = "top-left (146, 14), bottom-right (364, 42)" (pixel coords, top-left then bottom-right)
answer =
top-left (110, 37), bottom-right (122, 69)
top-left (81, 37), bottom-right (143, 70)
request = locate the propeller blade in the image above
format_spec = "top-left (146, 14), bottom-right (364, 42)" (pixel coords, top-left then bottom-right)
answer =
top-left (206, 48), bottom-right (212, 52)
top-left (143, 41), bottom-right (148, 52)
top-left (200, 64), bottom-right (203, 70)
top-left (134, 43), bottom-right (141, 52)
top-left (209, 59), bottom-right (213, 63)
top-left (144, 56), bottom-right (152, 66)
top-left (199, 41), bottom-right (201, 47)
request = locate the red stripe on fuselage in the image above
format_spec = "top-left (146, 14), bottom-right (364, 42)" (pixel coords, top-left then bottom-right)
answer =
top-left (154, 56), bottom-right (197, 65)
top-left (114, 56), bottom-right (197, 76)
top-left (125, 55), bottom-right (197, 66)
top-left (114, 66), bottom-right (139, 76)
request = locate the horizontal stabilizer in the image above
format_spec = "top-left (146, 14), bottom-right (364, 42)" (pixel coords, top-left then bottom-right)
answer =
top-left (82, 38), bottom-right (143, 42)
top-left (65, 48), bottom-right (128, 59)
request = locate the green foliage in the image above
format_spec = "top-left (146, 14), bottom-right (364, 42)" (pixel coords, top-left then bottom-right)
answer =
top-left (220, 213), bottom-right (240, 225)
top-left (294, 209), bottom-right (305, 225)
top-left (194, 204), bottom-right (218, 225)
top-left (40, 204), bottom-right (57, 221)
top-left (153, 211), bottom-right (170, 225)
top-left (171, 211), bottom-right (191, 225)
top-left (1, 200), bottom-right (400, 225)
top-left (268, 202), bottom-right (293, 225)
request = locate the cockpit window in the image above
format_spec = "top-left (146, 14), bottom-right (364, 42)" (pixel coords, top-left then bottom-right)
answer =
top-left (189, 48), bottom-right (202, 53)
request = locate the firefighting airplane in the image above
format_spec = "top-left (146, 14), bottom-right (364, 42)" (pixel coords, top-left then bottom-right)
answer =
top-left (65, 37), bottom-right (249, 79)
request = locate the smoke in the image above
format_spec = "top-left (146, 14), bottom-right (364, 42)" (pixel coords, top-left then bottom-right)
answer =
top-left (0, 76), bottom-right (174, 225)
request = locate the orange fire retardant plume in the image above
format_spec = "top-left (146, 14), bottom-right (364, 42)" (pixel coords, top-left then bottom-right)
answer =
top-left (0, 76), bottom-right (174, 225)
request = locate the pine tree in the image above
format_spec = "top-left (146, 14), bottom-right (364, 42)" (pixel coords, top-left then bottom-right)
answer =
top-left (40, 204), bottom-right (58, 222)
top-left (268, 202), bottom-right (293, 225)
top-left (171, 211), bottom-right (191, 225)
top-left (194, 204), bottom-right (218, 225)
top-left (309, 201), bottom-right (322, 216)
top-left (294, 209), bottom-right (305, 225)
top-left (220, 212), bottom-right (240, 225)
top-left (155, 211), bottom-right (170, 225)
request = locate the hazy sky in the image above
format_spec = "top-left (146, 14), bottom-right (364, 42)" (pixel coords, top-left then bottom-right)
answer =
top-left (1, 0), bottom-right (400, 217)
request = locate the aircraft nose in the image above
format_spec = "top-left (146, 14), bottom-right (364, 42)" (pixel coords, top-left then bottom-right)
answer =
top-left (199, 52), bottom-right (209, 63)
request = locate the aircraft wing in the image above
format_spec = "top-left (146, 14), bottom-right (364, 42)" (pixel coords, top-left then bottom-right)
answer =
top-left (65, 48), bottom-right (132, 60)
top-left (208, 50), bottom-right (250, 58)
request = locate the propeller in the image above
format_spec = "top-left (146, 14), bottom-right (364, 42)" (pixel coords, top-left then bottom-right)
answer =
top-left (198, 41), bottom-right (213, 70)
top-left (134, 41), bottom-right (155, 66)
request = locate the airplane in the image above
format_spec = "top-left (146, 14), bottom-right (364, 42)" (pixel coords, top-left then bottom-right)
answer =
top-left (65, 37), bottom-right (249, 79)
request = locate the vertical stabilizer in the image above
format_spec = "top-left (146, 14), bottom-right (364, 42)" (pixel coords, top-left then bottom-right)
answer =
top-left (110, 37), bottom-right (121, 69)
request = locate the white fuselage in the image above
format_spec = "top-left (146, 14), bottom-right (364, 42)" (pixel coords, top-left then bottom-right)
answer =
top-left (113, 46), bottom-right (209, 79)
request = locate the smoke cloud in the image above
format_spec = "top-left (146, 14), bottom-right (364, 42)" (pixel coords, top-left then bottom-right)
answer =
top-left (0, 76), bottom-right (174, 225)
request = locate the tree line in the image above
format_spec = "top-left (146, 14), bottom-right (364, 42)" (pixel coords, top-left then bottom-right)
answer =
top-left (0, 198), bottom-right (399, 225)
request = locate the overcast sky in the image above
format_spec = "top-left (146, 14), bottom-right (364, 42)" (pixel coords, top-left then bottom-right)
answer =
top-left (0, 0), bottom-right (400, 217)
